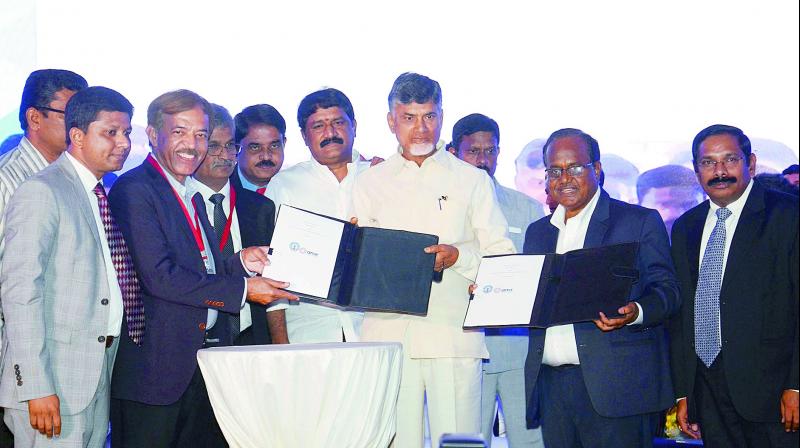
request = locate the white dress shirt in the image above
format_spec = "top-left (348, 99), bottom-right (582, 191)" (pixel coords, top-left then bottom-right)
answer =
top-left (151, 156), bottom-right (248, 330)
top-left (265, 151), bottom-right (368, 343)
top-left (65, 153), bottom-right (124, 337)
top-left (698, 179), bottom-right (753, 339)
top-left (189, 179), bottom-right (252, 333)
top-left (352, 142), bottom-right (515, 358)
top-left (541, 188), bottom-right (645, 367)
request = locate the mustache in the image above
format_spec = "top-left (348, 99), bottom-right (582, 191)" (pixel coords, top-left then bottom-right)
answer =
top-left (320, 136), bottom-right (344, 148)
top-left (708, 176), bottom-right (736, 187)
top-left (255, 160), bottom-right (276, 168)
top-left (211, 160), bottom-right (235, 169)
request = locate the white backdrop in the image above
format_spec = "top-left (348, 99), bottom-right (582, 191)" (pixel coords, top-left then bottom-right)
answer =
top-left (1, 0), bottom-right (798, 188)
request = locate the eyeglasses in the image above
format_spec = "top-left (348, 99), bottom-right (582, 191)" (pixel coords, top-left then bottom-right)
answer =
top-left (244, 142), bottom-right (283, 155)
top-left (545, 163), bottom-right (595, 179)
top-left (35, 105), bottom-right (66, 115)
top-left (208, 142), bottom-right (241, 156)
top-left (697, 156), bottom-right (743, 171)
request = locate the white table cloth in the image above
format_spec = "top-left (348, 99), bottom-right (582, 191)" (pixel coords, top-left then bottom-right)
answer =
top-left (197, 342), bottom-right (403, 448)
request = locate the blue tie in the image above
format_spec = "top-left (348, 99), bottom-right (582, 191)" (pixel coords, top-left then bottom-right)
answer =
top-left (694, 207), bottom-right (732, 367)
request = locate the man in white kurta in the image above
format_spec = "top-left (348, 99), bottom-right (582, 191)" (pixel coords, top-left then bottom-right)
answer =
top-left (351, 73), bottom-right (514, 447)
top-left (266, 88), bottom-right (367, 343)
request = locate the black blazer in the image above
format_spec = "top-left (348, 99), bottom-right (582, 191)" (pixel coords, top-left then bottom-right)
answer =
top-left (669, 181), bottom-right (799, 422)
top-left (523, 190), bottom-right (680, 425)
top-left (232, 183), bottom-right (276, 345)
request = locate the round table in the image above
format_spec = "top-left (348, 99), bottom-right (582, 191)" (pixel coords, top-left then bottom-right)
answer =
top-left (197, 342), bottom-right (403, 448)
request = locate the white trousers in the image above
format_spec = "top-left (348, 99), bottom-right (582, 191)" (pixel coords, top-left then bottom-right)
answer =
top-left (392, 356), bottom-right (482, 448)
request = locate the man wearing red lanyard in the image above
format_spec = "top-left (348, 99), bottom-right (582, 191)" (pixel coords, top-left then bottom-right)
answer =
top-left (191, 103), bottom-right (288, 345)
top-left (107, 90), bottom-right (297, 447)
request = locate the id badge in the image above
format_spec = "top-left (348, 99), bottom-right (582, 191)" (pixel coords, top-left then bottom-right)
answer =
top-left (201, 251), bottom-right (216, 275)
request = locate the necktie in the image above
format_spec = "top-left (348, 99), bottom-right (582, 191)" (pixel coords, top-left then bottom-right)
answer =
top-left (256, 187), bottom-right (266, 195)
top-left (694, 207), bottom-right (732, 367)
top-left (209, 193), bottom-right (239, 339)
top-left (93, 184), bottom-right (145, 345)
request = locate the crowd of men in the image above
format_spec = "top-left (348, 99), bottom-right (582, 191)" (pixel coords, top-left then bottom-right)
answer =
top-left (0, 68), bottom-right (796, 448)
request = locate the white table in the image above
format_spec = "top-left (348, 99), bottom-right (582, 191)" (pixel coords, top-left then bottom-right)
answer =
top-left (197, 342), bottom-right (403, 448)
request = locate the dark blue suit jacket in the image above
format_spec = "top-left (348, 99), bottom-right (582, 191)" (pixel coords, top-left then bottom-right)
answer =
top-left (523, 190), bottom-right (679, 425)
top-left (108, 160), bottom-right (247, 405)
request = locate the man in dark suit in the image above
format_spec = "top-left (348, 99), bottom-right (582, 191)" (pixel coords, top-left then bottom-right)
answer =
top-left (108, 90), bottom-right (297, 447)
top-left (523, 128), bottom-right (679, 447)
top-left (192, 103), bottom-right (288, 345)
top-left (669, 124), bottom-right (798, 447)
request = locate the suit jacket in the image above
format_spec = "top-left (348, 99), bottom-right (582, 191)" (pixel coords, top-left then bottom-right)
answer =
top-left (231, 182), bottom-right (276, 345)
top-left (523, 190), bottom-right (679, 425)
top-left (669, 181), bottom-right (799, 422)
top-left (0, 155), bottom-right (111, 415)
top-left (108, 160), bottom-right (247, 406)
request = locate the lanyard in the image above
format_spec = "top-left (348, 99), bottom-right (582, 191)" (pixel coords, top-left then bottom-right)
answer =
top-left (146, 154), bottom-right (206, 256)
top-left (217, 184), bottom-right (236, 251)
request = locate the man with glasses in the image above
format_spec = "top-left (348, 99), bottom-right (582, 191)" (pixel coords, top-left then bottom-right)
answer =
top-left (230, 104), bottom-right (286, 196)
top-left (264, 88), bottom-right (367, 344)
top-left (669, 124), bottom-right (798, 446)
top-left (448, 113), bottom-right (544, 447)
top-left (0, 69), bottom-right (87, 443)
top-left (522, 128), bottom-right (679, 447)
top-left (191, 104), bottom-right (288, 346)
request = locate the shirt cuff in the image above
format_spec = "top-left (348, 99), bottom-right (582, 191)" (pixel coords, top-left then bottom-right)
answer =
top-left (267, 299), bottom-right (289, 312)
top-left (627, 302), bottom-right (644, 326)
top-left (676, 397), bottom-right (686, 404)
top-left (241, 278), bottom-right (248, 308)
top-left (239, 251), bottom-right (259, 277)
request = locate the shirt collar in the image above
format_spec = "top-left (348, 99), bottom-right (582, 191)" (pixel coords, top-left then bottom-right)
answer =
top-left (550, 187), bottom-right (602, 231)
top-left (237, 166), bottom-right (266, 192)
top-left (190, 177), bottom-right (231, 201)
top-left (65, 152), bottom-right (102, 192)
top-left (709, 179), bottom-right (753, 218)
top-left (392, 139), bottom-right (449, 173)
top-left (150, 153), bottom-right (187, 196)
top-left (18, 136), bottom-right (49, 167)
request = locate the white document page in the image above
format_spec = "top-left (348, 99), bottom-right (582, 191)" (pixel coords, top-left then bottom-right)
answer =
top-left (262, 205), bottom-right (345, 299)
top-left (463, 254), bottom-right (546, 327)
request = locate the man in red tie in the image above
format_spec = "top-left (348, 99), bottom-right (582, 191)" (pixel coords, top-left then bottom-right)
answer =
top-left (0, 86), bottom-right (142, 447)
top-left (230, 104), bottom-right (287, 195)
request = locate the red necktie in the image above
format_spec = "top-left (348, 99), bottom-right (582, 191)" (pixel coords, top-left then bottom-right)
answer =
top-left (93, 184), bottom-right (145, 345)
top-left (256, 187), bottom-right (266, 195)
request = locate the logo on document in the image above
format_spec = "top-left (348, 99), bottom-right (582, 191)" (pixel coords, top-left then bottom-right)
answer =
top-left (483, 284), bottom-right (513, 294)
top-left (289, 241), bottom-right (319, 257)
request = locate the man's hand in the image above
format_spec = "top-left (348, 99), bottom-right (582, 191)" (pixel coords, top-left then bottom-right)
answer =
top-left (241, 246), bottom-right (270, 273)
top-left (246, 277), bottom-right (298, 305)
top-left (593, 302), bottom-right (639, 331)
top-left (676, 398), bottom-right (701, 439)
top-left (424, 244), bottom-right (459, 272)
top-left (28, 394), bottom-right (61, 438)
top-left (781, 389), bottom-right (799, 432)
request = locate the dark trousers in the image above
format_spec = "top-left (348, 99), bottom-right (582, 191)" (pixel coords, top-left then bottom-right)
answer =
top-left (538, 364), bottom-right (660, 448)
top-left (694, 356), bottom-right (798, 448)
top-left (110, 366), bottom-right (227, 448)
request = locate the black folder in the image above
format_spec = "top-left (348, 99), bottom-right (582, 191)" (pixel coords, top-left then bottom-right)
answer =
top-left (279, 207), bottom-right (438, 315)
top-left (464, 242), bottom-right (640, 328)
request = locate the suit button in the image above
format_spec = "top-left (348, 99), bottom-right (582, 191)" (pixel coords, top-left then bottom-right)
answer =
top-left (98, 336), bottom-right (106, 343)
top-left (536, 348), bottom-right (543, 354)
top-left (17, 381), bottom-right (22, 386)
top-left (101, 298), bottom-right (109, 305)
top-left (199, 323), bottom-right (206, 330)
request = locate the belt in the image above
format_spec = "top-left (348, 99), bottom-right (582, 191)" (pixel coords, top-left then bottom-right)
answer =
top-left (105, 335), bottom-right (114, 349)
top-left (542, 363), bottom-right (579, 372)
